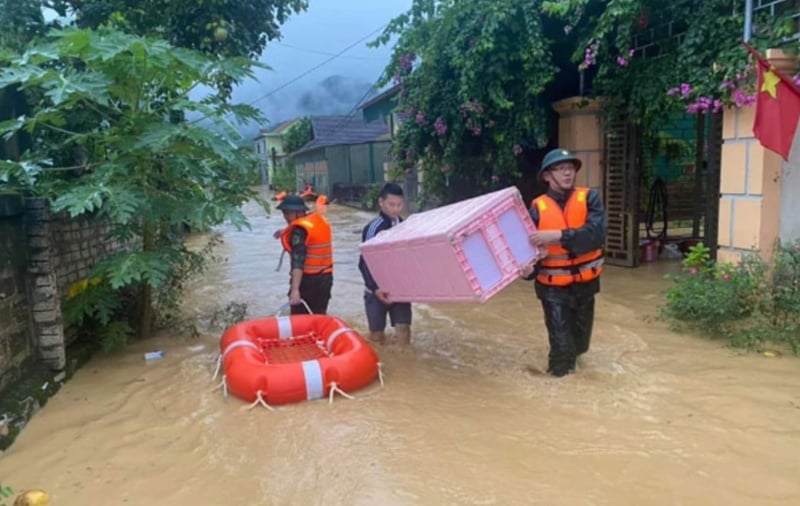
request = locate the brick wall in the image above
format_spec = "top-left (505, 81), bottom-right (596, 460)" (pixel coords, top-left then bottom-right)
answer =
top-left (25, 198), bottom-right (121, 369)
top-left (0, 196), bottom-right (32, 391)
top-left (0, 197), bottom-right (122, 383)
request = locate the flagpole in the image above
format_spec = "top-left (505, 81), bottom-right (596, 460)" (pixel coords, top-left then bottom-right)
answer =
top-left (744, 0), bottom-right (753, 42)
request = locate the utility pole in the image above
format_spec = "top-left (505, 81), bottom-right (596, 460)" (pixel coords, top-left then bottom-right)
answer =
top-left (744, 0), bottom-right (753, 42)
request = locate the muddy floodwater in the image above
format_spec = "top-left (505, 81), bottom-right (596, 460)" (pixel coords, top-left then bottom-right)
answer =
top-left (1, 188), bottom-right (799, 505)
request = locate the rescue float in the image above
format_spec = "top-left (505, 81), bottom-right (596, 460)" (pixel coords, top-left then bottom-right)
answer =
top-left (215, 314), bottom-right (381, 409)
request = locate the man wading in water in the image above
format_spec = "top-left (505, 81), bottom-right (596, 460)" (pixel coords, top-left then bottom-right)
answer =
top-left (521, 148), bottom-right (608, 377)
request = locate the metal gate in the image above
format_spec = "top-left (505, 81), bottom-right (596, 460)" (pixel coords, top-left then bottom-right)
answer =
top-left (602, 118), bottom-right (641, 267)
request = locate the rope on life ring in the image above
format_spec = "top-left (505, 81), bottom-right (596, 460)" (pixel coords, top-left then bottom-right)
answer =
top-left (211, 374), bottom-right (228, 399)
top-left (243, 390), bottom-right (275, 412)
top-left (328, 382), bottom-right (356, 404)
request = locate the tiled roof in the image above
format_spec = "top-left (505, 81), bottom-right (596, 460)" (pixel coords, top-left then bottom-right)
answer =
top-left (292, 115), bottom-right (388, 155)
top-left (253, 118), bottom-right (302, 140)
top-left (265, 119), bottom-right (300, 134)
top-left (358, 85), bottom-right (401, 110)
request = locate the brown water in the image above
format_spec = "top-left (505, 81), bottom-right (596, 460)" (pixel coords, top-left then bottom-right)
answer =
top-left (2, 188), bottom-right (799, 505)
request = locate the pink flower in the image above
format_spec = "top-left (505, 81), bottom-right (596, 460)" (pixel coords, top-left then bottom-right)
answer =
top-left (689, 267), bottom-right (698, 275)
top-left (680, 83), bottom-right (692, 98)
top-left (628, 49), bottom-right (634, 57)
top-left (472, 126), bottom-right (482, 136)
top-left (434, 117), bottom-right (448, 136)
top-left (722, 274), bottom-right (731, 281)
top-left (732, 89), bottom-right (756, 107)
top-left (415, 112), bottom-right (426, 125)
top-left (513, 144), bottom-right (523, 155)
top-left (616, 56), bottom-right (628, 67)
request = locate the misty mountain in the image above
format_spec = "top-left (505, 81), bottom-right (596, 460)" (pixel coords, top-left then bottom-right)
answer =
top-left (238, 74), bottom-right (380, 140)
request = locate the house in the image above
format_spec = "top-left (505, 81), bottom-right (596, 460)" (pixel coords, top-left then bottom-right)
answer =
top-left (360, 85), bottom-right (401, 132)
top-left (253, 118), bottom-right (302, 186)
top-left (291, 116), bottom-right (390, 203)
top-left (358, 84), bottom-right (420, 210)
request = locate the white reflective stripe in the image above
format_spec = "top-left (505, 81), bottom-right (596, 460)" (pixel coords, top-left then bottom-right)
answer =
top-left (277, 316), bottom-right (293, 340)
top-left (301, 360), bottom-right (324, 400)
top-left (221, 340), bottom-right (259, 360)
top-left (540, 257), bottom-right (605, 276)
top-left (326, 327), bottom-right (353, 351)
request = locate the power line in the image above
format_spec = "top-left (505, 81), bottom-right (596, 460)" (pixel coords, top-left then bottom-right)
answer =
top-left (329, 71), bottom-right (388, 133)
top-left (191, 23), bottom-right (389, 127)
top-left (242, 24), bottom-right (388, 108)
top-left (274, 42), bottom-right (386, 61)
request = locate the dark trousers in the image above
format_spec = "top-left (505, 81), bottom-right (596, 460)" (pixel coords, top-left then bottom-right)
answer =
top-left (289, 273), bottom-right (333, 315)
top-left (540, 296), bottom-right (595, 375)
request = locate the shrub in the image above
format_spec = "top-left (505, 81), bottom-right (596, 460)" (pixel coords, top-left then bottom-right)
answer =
top-left (660, 241), bottom-right (800, 353)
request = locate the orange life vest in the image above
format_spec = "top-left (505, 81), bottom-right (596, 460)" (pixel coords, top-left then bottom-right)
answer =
top-left (280, 212), bottom-right (333, 275)
top-left (532, 187), bottom-right (603, 286)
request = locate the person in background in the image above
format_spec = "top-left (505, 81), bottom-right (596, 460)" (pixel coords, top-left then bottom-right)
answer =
top-left (358, 183), bottom-right (412, 345)
top-left (521, 148), bottom-right (607, 377)
top-left (275, 195), bottom-right (333, 315)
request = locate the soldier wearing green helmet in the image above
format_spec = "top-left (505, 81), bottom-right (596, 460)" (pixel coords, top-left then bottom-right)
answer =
top-left (520, 148), bottom-right (608, 377)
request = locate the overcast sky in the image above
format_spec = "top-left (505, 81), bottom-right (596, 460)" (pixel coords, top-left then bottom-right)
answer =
top-left (230, 0), bottom-right (412, 137)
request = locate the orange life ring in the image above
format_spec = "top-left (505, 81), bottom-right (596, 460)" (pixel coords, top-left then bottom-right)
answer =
top-left (220, 315), bottom-right (380, 405)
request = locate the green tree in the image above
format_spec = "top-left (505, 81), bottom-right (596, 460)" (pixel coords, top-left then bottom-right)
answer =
top-left (283, 117), bottom-right (312, 154)
top-left (374, 0), bottom-right (797, 203)
top-left (0, 0), bottom-right (48, 51)
top-left (542, 0), bottom-right (798, 123)
top-left (0, 28), bottom-right (265, 345)
top-left (371, 0), bottom-right (558, 203)
top-left (49, 0), bottom-right (308, 59)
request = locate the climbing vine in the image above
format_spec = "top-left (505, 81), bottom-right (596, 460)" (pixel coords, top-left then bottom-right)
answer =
top-left (543, 0), bottom-right (799, 122)
top-left (376, 0), bottom-right (798, 203)
top-left (372, 0), bottom-right (557, 202)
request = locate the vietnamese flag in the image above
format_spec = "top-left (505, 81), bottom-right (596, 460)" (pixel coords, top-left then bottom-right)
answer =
top-left (744, 43), bottom-right (800, 161)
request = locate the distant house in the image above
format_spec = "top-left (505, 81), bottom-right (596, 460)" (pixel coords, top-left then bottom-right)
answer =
top-left (291, 116), bottom-right (389, 202)
top-left (253, 118), bottom-right (302, 186)
top-left (360, 85), bottom-right (401, 130)
top-left (358, 84), bottom-right (420, 210)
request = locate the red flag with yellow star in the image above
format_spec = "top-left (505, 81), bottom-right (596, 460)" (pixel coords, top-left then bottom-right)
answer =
top-left (744, 43), bottom-right (800, 161)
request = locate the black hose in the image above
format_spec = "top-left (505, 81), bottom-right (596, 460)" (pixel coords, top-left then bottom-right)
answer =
top-left (645, 177), bottom-right (668, 240)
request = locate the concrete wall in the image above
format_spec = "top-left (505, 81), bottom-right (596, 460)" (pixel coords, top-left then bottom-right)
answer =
top-left (0, 196), bottom-right (32, 391)
top-left (0, 197), bottom-right (121, 381)
top-left (295, 142), bottom-right (391, 197)
top-left (779, 126), bottom-right (800, 243)
top-left (717, 49), bottom-right (798, 264)
top-left (552, 97), bottom-right (604, 195)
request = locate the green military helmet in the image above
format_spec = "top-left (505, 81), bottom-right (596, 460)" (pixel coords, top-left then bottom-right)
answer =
top-left (276, 194), bottom-right (309, 212)
top-left (539, 148), bottom-right (582, 181)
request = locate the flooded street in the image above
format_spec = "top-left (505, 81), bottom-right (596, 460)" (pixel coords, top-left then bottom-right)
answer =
top-left (1, 188), bottom-right (799, 505)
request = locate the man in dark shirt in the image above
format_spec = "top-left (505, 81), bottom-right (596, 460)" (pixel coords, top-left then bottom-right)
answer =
top-left (522, 148), bottom-right (608, 377)
top-left (358, 183), bottom-right (412, 345)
